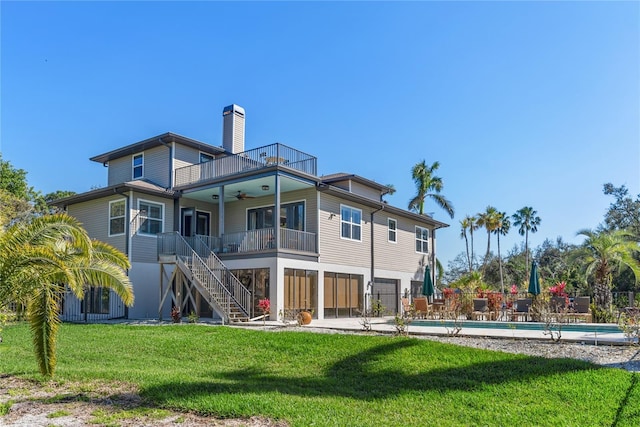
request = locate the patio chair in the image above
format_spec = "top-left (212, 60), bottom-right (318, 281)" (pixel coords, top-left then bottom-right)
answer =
top-left (549, 296), bottom-right (567, 312)
top-left (472, 298), bottom-right (491, 321)
top-left (413, 297), bottom-right (431, 319)
top-left (571, 296), bottom-right (592, 323)
top-left (512, 298), bottom-right (532, 321)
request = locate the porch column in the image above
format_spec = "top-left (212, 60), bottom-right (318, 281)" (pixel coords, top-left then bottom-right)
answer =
top-left (274, 175), bottom-right (280, 249)
top-left (218, 186), bottom-right (225, 237)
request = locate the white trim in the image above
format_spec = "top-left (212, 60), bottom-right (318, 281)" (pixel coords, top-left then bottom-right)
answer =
top-left (339, 204), bottom-right (362, 242)
top-left (387, 217), bottom-right (398, 244)
top-left (132, 153), bottom-right (144, 180)
top-left (137, 198), bottom-right (165, 237)
top-left (199, 151), bottom-right (214, 163)
top-left (415, 225), bottom-right (429, 254)
top-left (108, 199), bottom-right (126, 237)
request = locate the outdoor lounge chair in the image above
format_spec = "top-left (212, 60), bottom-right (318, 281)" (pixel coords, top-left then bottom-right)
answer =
top-left (570, 296), bottom-right (592, 323)
top-left (512, 298), bottom-right (532, 321)
top-left (413, 297), bottom-right (431, 319)
top-left (472, 298), bottom-right (491, 321)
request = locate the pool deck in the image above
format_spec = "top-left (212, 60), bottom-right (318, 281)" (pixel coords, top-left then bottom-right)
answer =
top-left (254, 317), bottom-right (636, 346)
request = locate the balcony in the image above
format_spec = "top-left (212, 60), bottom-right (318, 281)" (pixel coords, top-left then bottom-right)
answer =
top-left (158, 228), bottom-right (317, 257)
top-left (174, 143), bottom-right (317, 188)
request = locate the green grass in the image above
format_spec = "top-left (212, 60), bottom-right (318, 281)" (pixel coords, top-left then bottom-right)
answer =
top-left (1, 323), bottom-right (639, 426)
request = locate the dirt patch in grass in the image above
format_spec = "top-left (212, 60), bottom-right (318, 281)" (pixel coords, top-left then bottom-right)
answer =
top-left (0, 375), bottom-right (287, 427)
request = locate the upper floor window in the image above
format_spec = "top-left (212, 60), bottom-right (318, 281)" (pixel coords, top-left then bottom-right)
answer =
top-left (200, 152), bottom-right (214, 163)
top-left (388, 218), bottom-right (397, 243)
top-left (248, 201), bottom-right (305, 231)
top-left (415, 226), bottom-right (429, 254)
top-left (132, 154), bottom-right (143, 179)
top-left (138, 200), bottom-right (163, 236)
top-left (341, 205), bottom-right (361, 241)
top-left (109, 200), bottom-right (125, 236)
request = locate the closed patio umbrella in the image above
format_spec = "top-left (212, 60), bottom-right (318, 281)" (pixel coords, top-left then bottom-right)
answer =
top-left (422, 265), bottom-right (434, 297)
top-left (528, 261), bottom-right (540, 296)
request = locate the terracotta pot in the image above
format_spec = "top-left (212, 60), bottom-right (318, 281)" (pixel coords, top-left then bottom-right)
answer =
top-left (299, 311), bottom-right (312, 325)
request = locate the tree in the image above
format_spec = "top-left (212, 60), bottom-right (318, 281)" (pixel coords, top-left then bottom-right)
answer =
top-left (0, 214), bottom-right (134, 377)
top-left (477, 206), bottom-right (500, 273)
top-left (460, 217), bottom-right (472, 272)
top-left (493, 211), bottom-right (511, 295)
top-left (0, 154), bottom-right (34, 201)
top-left (408, 160), bottom-right (455, 218)
top-left (603, 183), bottom-right (640, 237)
top-left (573, 229), bottom-right (640, 321)
top-left (512, 206), bottom-right (541, 279)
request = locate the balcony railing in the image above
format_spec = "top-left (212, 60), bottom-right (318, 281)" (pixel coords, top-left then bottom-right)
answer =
top-left (220, 228), bottom-right (317, 254)
top-left (174, 143), bottom-right (317, 187)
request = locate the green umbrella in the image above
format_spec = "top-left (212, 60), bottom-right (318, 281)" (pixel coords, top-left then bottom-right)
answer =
top-left (528, 261), bottom-right (540, 296)
top-left (422, 265), bottom-right (434, 297)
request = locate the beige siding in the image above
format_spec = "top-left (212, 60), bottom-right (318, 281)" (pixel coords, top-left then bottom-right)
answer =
top-left (349, 181), bottom-right (382, 201)
top-left (374, 215), bottom-right (431, 274)
top-left (318, 194), bottom-right (434, 274)
top-left (130, 192), bottom-right (175, 263)
top-left (218, 187), bottom-right (317, 235)
top-left (142, 145), bottom-right (171, 187)
top-left (318, 194), bottom-right (371, 268)
top-left (173, 143), bottom-right (204, 170)
top-left (107, 157), bottom-right (131, 186)
top-left (66, 196), bottom-right (127, 254)
top-left (107, 146), bottom-right (170, 187)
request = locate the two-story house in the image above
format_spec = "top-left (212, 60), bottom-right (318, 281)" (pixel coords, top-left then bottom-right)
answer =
top-left (53, 104), bottom-right (448, 323)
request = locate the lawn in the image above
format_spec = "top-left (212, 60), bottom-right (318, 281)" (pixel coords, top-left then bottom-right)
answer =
top-left (1, 323), bottom-right (638, 426)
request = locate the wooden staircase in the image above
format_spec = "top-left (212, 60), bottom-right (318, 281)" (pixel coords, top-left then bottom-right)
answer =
top-left (164, 233), bottom-right (251, 323)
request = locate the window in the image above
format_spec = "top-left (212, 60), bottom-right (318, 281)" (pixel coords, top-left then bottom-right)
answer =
top-left (415, 226), bottom-right (429, 253)
top-left (138, 200), bottom-right (163, 235)
top-left (284, 268), bottom-right (317, 314)
top-left (109, 200), bottom-right (125, 236)
top-left (388, 218), bottom-right (397, 243)
top-left (340, 205), bottom-right (361, 241)
top-left (199, 152), bottom-right (214, 163)
top-left (132, 154), bottom-right (143, 179)
top-left (248, 201), bottom-right (305, 231)
top-left (82, 287), bottom-right (110, 314)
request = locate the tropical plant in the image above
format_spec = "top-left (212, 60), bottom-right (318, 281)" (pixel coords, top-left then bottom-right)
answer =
top-left (494, 211), bottom-right (511, 295)
top-left (460, 215), bottom-right (478, 272)
top-left (0, 213), bottom-right (134, 377)
top-left (476, 206), bottom-right (500, 273)
top-left (408, 160), bottom-right (454, 218)
top-left (512, 206), bottom-right (541, 279)
top-left (573, 229), bottom-right (640, 321)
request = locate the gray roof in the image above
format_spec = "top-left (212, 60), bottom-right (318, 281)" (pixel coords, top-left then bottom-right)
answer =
top-left (50, 180), bottom-right (177, 207)
top-left (321, 173), bottom-right (392, 193)
top-left (90, 132), bottom-right (226, 164)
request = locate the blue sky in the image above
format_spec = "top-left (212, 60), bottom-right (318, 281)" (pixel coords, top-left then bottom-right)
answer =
top-left (1, 1), bottom-right (639, 268)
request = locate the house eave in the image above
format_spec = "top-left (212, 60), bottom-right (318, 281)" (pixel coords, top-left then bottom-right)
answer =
top-left (90, 132), bottom-right (226, 164)
top-left (318, 184), bottom-right (449, 229)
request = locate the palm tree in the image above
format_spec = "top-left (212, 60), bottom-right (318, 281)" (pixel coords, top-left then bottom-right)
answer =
top-left (493, 212), bottom-right (511, 295)
top-left (408, 160), bottom-right (455, 219)
top-left (0, 213), bottom-right (134, 377)
top-left (477, 206), bottom-right (500, 273)
top-left (512, 206), bottom-right (541, 278)
top-left (460, 217), bottom-right (472, 272)
top-left (574, 229), bottom-right (640, 318)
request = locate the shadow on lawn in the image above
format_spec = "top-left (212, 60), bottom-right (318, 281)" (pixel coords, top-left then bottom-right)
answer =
top-left (143, 339), bottom-right (599, 402)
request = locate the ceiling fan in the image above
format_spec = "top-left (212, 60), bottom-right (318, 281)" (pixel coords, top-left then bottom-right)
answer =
top-left (233, 191), bottom-right (255, 200)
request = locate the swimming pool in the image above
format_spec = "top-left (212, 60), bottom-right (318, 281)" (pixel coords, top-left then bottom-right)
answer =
top-left (410, 319), bottom-right (622, 334)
